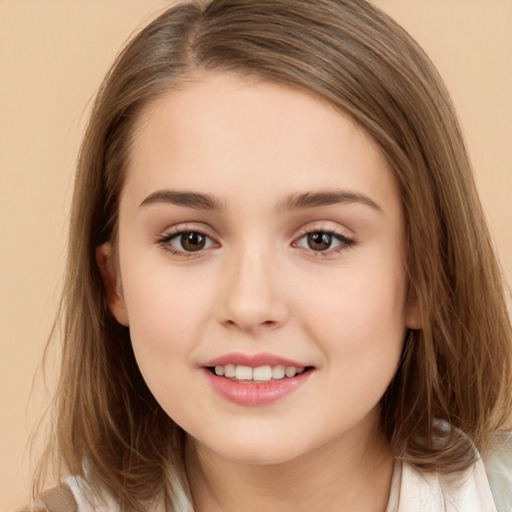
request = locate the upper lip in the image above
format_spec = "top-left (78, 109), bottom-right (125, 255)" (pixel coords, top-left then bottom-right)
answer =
top-left (203, 352), bottom-right (310, 368)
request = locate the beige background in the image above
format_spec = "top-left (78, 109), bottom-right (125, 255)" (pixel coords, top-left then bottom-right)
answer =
top-left (1, 1), bottom-right (510, 509)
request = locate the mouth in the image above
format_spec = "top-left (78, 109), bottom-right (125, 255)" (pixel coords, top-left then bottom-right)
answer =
top-left (206, 364), bottom-right (314, 383)
top-left (202, 357), bottom-right (315, 406)
top-left (201, 353), bottom-right (315, 405)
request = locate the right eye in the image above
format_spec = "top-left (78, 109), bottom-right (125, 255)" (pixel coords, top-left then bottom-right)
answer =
top-left (293, 229), bottom-right (355, 256)
top-left (158, 230), bottom-right (217, 255)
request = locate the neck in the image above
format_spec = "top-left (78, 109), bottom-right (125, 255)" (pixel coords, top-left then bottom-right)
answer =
top-left (185, 420), bottom-right (394, 512)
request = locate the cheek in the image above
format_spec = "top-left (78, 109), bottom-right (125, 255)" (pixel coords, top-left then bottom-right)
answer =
top-left (119, 263), bottom-right (217, 421)
top-left (303, 266), bottom-right (407, 332)
top-left (296, 257), bottom-right (408, 372)
top-left (321, 282), bottom-right (405, 413)
top-left (119, 256), bottom-right (216, 373)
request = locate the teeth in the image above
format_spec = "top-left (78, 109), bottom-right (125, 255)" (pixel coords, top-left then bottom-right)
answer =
top-left (224, 364), bottom-right (236, 378)
top-left (253, 365), bottom-right (272, 381)
top-left (272, 365), bottom-right (286, 380)
top-left (235, 365), bottom-right (253, 380)
top-left (212, 363), bottom-right (307, 382)
top-left (285, 367), bottom-right (297, 378)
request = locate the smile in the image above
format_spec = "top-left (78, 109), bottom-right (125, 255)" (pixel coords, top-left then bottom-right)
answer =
top-left (202, 355), bottom-right (314, 406)
top-left (210, 364), bottom-right (307, 382)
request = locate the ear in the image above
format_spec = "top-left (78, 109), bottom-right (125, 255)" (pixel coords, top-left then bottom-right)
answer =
top-left (96, 242), bottom-right (129, 326)
top-left (404, 287), bottom-right (422, 330)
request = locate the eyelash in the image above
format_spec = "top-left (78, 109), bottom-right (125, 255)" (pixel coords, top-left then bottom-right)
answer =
top-left (156, 226), bottom-right (216, 257)
top-left (156, 226), bottom-right (355, 258)
top-left (293, 229), bottom-right (355, 258)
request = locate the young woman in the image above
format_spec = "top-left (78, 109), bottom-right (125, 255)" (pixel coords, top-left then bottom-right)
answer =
top-left (28, 0), bottom-right (512, 510)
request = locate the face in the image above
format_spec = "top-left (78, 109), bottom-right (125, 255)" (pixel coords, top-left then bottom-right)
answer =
top-left (99, 72), bottom-right (420, 466)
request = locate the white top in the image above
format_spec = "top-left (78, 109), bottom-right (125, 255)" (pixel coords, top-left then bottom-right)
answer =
top-left (66, 433), bottom-right (512, 512)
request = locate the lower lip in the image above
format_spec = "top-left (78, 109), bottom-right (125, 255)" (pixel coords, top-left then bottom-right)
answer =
top-left (203, 368), bottom-right (313, 406)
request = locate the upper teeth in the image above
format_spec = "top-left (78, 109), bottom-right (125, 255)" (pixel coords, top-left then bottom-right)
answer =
top-left (214, 364), bottom-right (305, 381)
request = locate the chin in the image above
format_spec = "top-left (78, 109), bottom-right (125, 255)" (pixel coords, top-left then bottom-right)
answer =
top-left (195, 430), bottom-right (308, 466)
top-left (219, 447), bottom-right (301, 466)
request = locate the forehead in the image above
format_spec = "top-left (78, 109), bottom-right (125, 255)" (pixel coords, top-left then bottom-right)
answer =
top-left (123, 72), bottom-right (400, 217)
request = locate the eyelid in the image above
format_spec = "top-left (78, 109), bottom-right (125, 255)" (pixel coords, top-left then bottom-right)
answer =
top-left (154, 221), bottom-right (354, 258)
top-left (291, 222), bottom-right (355, 257)
top-left (293, 221), bottom-right (354, 240)
top-left (156, 223), bottom-right (220, 256)
top-left (157, 222), bottom-right (217, 239)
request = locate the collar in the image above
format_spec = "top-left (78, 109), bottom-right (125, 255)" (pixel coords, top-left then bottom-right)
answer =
top-left (386, 456), bottom-right (497, 512)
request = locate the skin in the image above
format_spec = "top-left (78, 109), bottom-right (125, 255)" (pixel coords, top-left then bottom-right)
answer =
top-left (98, 72), bottom-right (420, 511)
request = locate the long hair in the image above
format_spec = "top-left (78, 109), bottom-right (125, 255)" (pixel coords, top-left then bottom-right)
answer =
top-left (35, 0), bottom-right (512, 510)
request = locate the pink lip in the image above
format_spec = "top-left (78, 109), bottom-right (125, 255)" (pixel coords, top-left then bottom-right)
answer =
top-left (201, 353), bottom-right (314, 406)
top-left (203, 369), bottom-right (312, 406)
top-left (203, 352), bottom-right (308, 368)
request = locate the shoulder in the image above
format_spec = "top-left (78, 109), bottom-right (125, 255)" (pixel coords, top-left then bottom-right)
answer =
top-left (64, 475), bottom-right (118, 512)
top-left (391, 431), bottom-right (512, 511)
top-left (483, 431), bottom-right (512, 512)
top-left (15, 484), bottom-right (77, 512)
top-left (17, 476), bottom-right (118, 512)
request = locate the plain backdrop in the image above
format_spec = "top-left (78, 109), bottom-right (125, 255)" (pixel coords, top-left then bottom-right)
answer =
top-left (1, 1), bottom-right (511, 510)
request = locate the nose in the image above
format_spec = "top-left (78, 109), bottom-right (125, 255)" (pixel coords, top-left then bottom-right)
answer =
top-left (217, 247), bottom-right (288, 333)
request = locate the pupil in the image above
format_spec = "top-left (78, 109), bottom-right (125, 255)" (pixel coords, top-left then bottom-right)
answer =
top-left (308, 232), bottom-right (331, 251)
top-left (181, 232), bottom-right (205, 251)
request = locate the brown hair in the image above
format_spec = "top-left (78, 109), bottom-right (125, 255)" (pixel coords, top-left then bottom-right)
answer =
top-left (35, 0), bottom-right (512, 509)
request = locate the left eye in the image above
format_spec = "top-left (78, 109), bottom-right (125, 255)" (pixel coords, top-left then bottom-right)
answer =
top-left (167, 231), bottom-right (216, 252)
top-left (295, 231), bottom-right (352, 252)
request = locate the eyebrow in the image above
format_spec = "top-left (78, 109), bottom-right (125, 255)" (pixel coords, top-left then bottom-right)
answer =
top-left (139, 190), bottom-right (225, 212)
top-left (277, 190), bottom-right (382, 213)
top-left (138, 188), bottom-right (382, 214)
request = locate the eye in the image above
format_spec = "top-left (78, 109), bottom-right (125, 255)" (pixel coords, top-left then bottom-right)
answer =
top-left (158, 229), bottom-right (217, 254)
top-left (295, 230), bottom-right (354, 253)
top-left (175, 232), bottom-right (209, 252)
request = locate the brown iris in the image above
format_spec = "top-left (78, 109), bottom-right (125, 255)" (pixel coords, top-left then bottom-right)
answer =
top-left (181, 232), bottom-right (206, 252)
top-left (307, 232), bottom-right (333, 251)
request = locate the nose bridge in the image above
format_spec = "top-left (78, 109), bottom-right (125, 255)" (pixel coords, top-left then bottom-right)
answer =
top-left (219, 239), bottom-right (286, 331)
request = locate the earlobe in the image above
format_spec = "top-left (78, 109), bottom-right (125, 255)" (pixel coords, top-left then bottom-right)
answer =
top-left (95, 243), bottom-right (129, 326)
top-left (405, 294), bottom-right (422, 330)
top-left (405, 303), bottom-right (422, 330)
top-left (404, 282), bottom-right (422, 329)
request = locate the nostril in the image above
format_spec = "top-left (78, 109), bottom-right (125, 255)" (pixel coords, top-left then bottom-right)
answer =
top-left (222, 318), bottom-right (279, 330)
